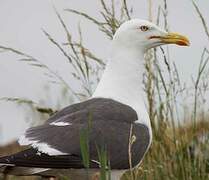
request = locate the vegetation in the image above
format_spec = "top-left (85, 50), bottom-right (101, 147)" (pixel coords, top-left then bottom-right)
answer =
top-left (0, 0), bottom-right (209, 179)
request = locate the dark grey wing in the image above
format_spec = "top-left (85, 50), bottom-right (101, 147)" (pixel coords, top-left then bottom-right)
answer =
top-left (23, 116), bottom-right (87, 155)
top-left (46, 98), bottom-right (137, 124)
top-left (18, 98), bottom-right (150, 169)
top-left (88, 120), bottom-right (150, 169)
top-left (20, 119), bottom-right (149, 169)
top-left (46, 100), bottom-right (91, 124)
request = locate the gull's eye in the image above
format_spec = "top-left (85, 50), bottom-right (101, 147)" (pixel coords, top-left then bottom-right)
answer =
top-left (139, 25), bottom-right (149, 32)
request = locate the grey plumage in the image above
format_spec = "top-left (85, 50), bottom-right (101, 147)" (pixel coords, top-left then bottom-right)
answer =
top-left (0, 98), bottom-right (150, 175)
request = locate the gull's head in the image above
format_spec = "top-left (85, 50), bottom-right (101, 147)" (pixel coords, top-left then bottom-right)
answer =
top-left (113, 19), bottom-right (190, 52)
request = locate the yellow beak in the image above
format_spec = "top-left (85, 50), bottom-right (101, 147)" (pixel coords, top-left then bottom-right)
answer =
top-left (150, 32), bottom-right (190, 46)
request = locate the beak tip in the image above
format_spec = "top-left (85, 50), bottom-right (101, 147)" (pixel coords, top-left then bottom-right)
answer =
top-left (178, 40), bottom-right (190, 46)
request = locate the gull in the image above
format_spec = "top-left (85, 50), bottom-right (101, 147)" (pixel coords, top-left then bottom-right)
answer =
top-left (0, 19), bottom-right (189, 180)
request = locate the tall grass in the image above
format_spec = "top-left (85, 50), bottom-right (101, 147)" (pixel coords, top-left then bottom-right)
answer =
top-left (0, 0), bottom-right (209, 180)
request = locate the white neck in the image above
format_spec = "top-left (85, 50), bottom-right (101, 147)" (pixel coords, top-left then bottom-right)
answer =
top-left (93, 44), bottom-right (151, 130)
